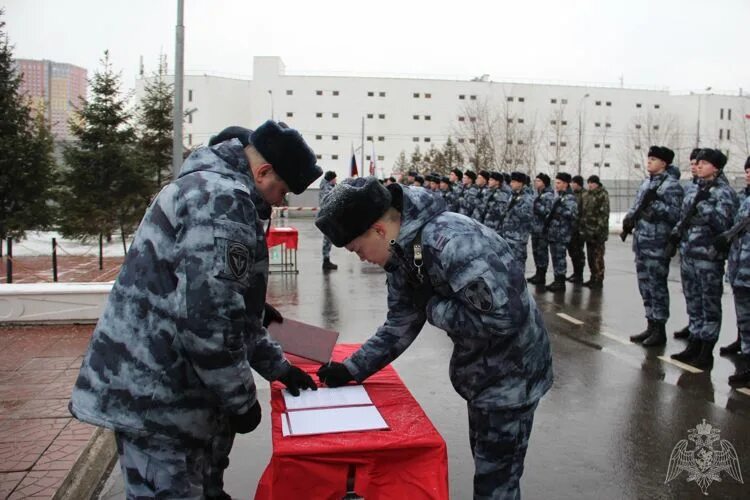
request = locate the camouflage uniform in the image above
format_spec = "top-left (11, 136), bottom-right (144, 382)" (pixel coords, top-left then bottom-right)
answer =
top-left (480, 187), bottom-right (510, 230)
top-left (566, 187), bottom-right (586, 278)
top-left (319, 178), bottom-right (335, 258)
top-left (580, 186), bottom-right (610, 282)
top-left (727, 193), bottom-right (750, 356)
top-left (451, 183), bottom-right (465, 212)
top-left (677, 176), bottom-right (737, 343)
top-left (546, 188), bottom-right (578, 278)
top-left (69, 140), bottom-right (292, 495)
top-left (441, 186), bottom-right (459, 212)
top-left (498, 189), bottom-right (534, 268)
top-left (460, 184), bottom-right (480, 217)
top-left (530, 186), bottom-right (555, 273)
top-left (627, 170), bottom-right (684, 324)
top-left (335, 187), bottom-right (553, 499)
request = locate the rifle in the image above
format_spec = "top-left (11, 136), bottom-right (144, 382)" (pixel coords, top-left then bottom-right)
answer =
top-left (665, 180), bottom-right (715, 258)
top-left (498, 192), bottom-right (521, 228)
top-left (620, 175), bottom-right (669, 242)
top-left (714, 215), bottom-right (750, 252)
top-left (543, 195), bottom-right (564, 232)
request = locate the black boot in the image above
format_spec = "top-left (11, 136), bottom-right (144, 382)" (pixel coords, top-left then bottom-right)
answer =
top-left (566, 271), bottom-right (583, 283)
top-left (671, 338), bottom-right (701, 362)
top-left (322, 257), bottom-right (338, 271)
top-left (546, 274), bottom-right (566, 292)
top-left (673, 325), bottom-right (690, 340)
top-left (719, 335), bottom-right (742, 356)
top-left (206, 493), bottom-right (232, 500)
top-left (527, 267), bottom-right (547, 285)
top-left (729, 368), bottom-right (750, 387)
top-left (643, 322), bottom-right (667, 347)
top-left (630, 320), bottom-right (654, 343)
top-left (586, 279), bottom-right (603, 290)
top-left (689, 340), bottom-right (715, 370)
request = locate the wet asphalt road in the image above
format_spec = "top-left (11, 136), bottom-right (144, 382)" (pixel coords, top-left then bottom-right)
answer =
top-left (101, 218), bottom-right (749, 499)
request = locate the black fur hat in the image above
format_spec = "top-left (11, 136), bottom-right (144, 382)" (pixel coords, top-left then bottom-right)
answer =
top-left (571, 175), bottom-right (584, 186)
top-left (315, 176), bottom-right (392, 247)
top-left (695, 148), bottom-right (727, 169)
top-left (510, 171), bottom-right (525, 183)
top-left (745, 156), bottom-right (750, 171)
top-left (324, 170), bottom-right (337, 181)
top-left (478, 170), bottom-right (491, 181)
top-left (489, 171), bottom-right (504, 182)
top-left (648, 145), bottom-right (675, 165)
top-left (556, 172), bottom-right (572, 184)
top-left (587, 175), bottom-right (601, 186)
top-left (464, 170), bottom-right (477, 181)
top-left (407, 170), bottom-right (419, 177)
top-left (250, 120), bottom-right (322, 194)
top-left (536, 173), bottom-right (551, 187)
top-left (440, 175), bottom-right (451, 184)
top-left (450, 168), bottom-right (463, 178)
top-left (690, 148), bottom-right (701, 161)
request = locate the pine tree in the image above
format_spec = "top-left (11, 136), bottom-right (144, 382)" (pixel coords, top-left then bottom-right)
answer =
top-left (137, 64), bottom-right (173, 190)
top-left (441, 137), bottom-right (463, 171)
top-left (59, 51), bottom-right (149, 252)
top-left (393, 151), bottom-right (409, 175)
top-left (409, 146), bottom-right (423, 173)
top-left (0, 11), bottom-right (56, 242)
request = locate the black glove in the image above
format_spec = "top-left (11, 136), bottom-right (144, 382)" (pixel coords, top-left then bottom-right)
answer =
top-left (641, 189), bottom-right (658, 205)
top-left (317, 361), bottom-right (354, 387)
top-left (622, 216), bottom-right (635, 234)
top-left (262, 303), bottom-right (283, 328)
top-left (229, 400), bottom-right (261, 434)
top-left (411, 278), bottom-right (434, 310)
top-left (668, 231), bottom-right (682, 247)
top-left (695, 189), bottom-right (711, 203)
top-left (278, 365), bottom-right (317, 396)
top-left (713, 233), bottom-right (731, 253)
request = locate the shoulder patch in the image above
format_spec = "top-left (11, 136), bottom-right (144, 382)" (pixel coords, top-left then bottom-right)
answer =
top-left (464, 279), bottom-right (494, 312)
top-left (227, 242), bottom-right (250, 279)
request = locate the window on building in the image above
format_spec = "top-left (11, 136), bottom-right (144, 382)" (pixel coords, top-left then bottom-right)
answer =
top-left (635, 145), bottom-right (641, 150)
top-left (470, 117), bottom-right (477, 122)
top-left (424, 138), bottom-right (431, 142)
top-left (286, 90), bottom-right (293, 95)
top-left (562, 120), bottom-right (568, 125)
top-left (366, 136), bottom-right (373, 141)
top-left (720, 108), bottom-right (724, 119)
top-left (458, 116), bottom-right (465, 121)
top-left (316, 154), bottom-right (322, 160)
top-left (316, 135), bottom-right (323, 140)
top-left (366, 155), bottom-right (371, 161)
top-left (332, 113), bottom-right (339, 118)
top-left (550, 141), bottom-right (556, 146)
top-left (458, 138), bottom-right (465, 143)
top-left (188, 113), bottom-right (192, 124)
top-left (561, 142), bottom-right (567, 147)
top-left (459, 94), bottom-right (466, 100)
top-left (507, 118), bottom-right (513, 124)
top-left (518, 140), bottom-right (524, 145)
top-left (595, 122), bottom-right (601, 127)
top-left (425, 93), bottom-right (431, 98)
top-left (188, 133), bottom-right (192, 145)
top-left (378, 114), bottom-right (385, 119)
top-left (378, 136), bottom-right (385, 142)
top-left (654, 104), bottom-right (660, 109)
top-left (413, 137), bottom-right (419, 142)
top-left (519, 97), bottom-right (525, 102)
top-left (728, 109), bottom-right (732, 120)
top-left (550, 120), bottom-right (557, 125)
top-left (636, 103), bottom-right (642, 108)
top-left (425, 115), bottom-right (431, 120)
top-left (188, 89), bottom-right (193, 102)
top-left (604, 162), bottom-right (611, 167)
top-left (470, 95), bottom-right (477, 100)
top-left (594, 162), bottom-right (600, 167)
top-left (560, 161), bottom-right (567, 166)
top-left (551, 98), bottom-right (557, 104)
top-left (635, 124), bottom-right (642, 129)
top-left (595, 144), bottom-right (601, 148)
top-left (605, 123), bottom-right (612, 128)
top-left (379, 92), bottom-right (386, 97)
top-left (595, 100), bottom-right (602, 106)
top-left (561, 99), bottom-right (568, 104)
top-left (606, 101), bottom-right (612, 106)
top-left (469, 138), bottom-right (476, 144)
top-left (719, 129), bottom-right (723, 140)
top-left (634, 163), bottom-right (641, 169)
top-left (316, 112), bottom-right (323, 118)
top-left (605, 144), bottom-right (611, 149)
top-left (507, 97), bottom-right (514, 102)
top-left (367, 113), bottom-right (374, 119)
top-left (508, 140), bottom-right (514, 145)
top-left (413, 115), bottom-right (420, 120)
top-left (413, 92), bottom-right (420, 98)
top-left (518, 118), bottom-right (525, 124)
top-left (333, 90), bottom-right (339, 96)
top-left (286, 112), bottom-right (293, 118)
top-left (332, 155), bottom-right (339, 160)
top-left (368, 91), bottom-right (374, 97)
top-left (727, 130), bottom-right (731, 140)
top-left (550, 161), bottom-right (556, 166)
top-left (316, 90), bottom-right (323, 96)
top-left (653, 125), bottom-right (659, 130)
top-left (378, 155), bottom-right (384, 161)
top-left (332, 135), bottom-right (339, 141)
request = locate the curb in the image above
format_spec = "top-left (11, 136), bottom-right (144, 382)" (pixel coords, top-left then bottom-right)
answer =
top-left (53, 427), bottom-right (117, 500)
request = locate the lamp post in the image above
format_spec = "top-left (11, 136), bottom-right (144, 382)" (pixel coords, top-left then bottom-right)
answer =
top-left (695, 86), bottom-right (712, 148)
top-left (268, 90), bottom-right (274, 120)
top-left (171, 0), bottom-right (185, 177)
top-left (577, 93), bottom-right (590, 175)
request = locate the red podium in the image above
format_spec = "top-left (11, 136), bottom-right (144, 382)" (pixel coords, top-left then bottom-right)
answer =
top-left (266, 226), bottom-right (298, 274)
top-left (255, 344), bottom-right (449, 500)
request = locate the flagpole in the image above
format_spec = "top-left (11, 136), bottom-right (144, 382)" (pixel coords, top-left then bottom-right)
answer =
top-left (361, 116), bottom-right (365, 177)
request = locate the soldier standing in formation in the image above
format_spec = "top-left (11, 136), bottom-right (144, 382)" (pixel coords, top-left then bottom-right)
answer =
top-left (499, 171), bottom-right (534, 269)
top-left (626, 146), bottom-right (684, 347)
top-left (459, 170), bottom-right (479, 217)
top-left (528, 173), bottom-right (555, 285)
top-left (579, 175), bottom-right (610, 289)
top-left (320, 170), bottom-right (338, 271)
top-left (476, 171), bottom-right (507, 227)
top-left (471, 170), bottom-right (491, 221)
top-left (413, 174), bottom-right (425, 187)
top-left (68, 121), bottom-right (321, 498)
top-left (545, 173), bottom-right (578, 292)
top-left (566, 175), bottom-right (587, 284)
top-left (314, 177), bottom-right (552, 500)
top-left (440, 175), bottom-right (459, 211)
top-left (669, 149), bottom-right (737, 368)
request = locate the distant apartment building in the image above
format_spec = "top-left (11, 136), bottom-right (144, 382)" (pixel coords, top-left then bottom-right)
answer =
top-left (16, 59), bottom-right (87, 142)
top-left (137, 56), bottom-right (750, 181)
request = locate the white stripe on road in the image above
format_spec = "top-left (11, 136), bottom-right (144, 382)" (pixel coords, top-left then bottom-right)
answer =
top-left (657, 356), bottom-right (703, 374)
top-left (737, 388), bottom-right (750, 397)
top-left (557, 313), bottom-right (584, 325)
top-left (599, 331), bottom-right (633, 346)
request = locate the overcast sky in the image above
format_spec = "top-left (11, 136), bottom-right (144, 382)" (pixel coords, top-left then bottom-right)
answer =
top-left (4, 0), bottom-right (749, 94)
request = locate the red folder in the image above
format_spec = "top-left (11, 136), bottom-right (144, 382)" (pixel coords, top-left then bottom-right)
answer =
top-left (267, 319), bottom-right (339, 364)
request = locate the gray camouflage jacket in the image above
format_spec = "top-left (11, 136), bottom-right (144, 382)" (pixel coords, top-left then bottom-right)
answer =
top-left (531, 186), bottom-right (555, 236)
top-left (728, 194), bottom-right (750, 288)
top-left (546, 188), bottom-right (578, 244)
top-left (478, 187), bottom-right (509, 229)
top-left (677, 176), bottom-right (737, 261)
top-left (342, 187), bottom-right (553, 410)
top-left (499, 190), bottom-right (534, 245)
top-left (627, 170), bottom-right (684, 260)
top-left (319, 178), bottom-right (335, 205)
top-left (69, 140), bottom-right (289, 446)
top-left (459, 184), bottom-right (480, 217)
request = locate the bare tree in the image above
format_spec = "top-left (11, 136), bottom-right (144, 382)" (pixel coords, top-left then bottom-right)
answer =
top-left (543, 103), bottom-right (572, 177)
top-left (620, 111), bottom-right (684, 180)
top-left (729, 99), bottom-right (750, 177)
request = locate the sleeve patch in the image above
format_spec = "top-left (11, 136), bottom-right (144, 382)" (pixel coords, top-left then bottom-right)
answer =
top-left (464, 279), bottom-right (494, 312)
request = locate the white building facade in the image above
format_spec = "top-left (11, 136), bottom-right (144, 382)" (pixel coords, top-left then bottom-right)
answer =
top-left (137, 56), bottom-right (750, 182)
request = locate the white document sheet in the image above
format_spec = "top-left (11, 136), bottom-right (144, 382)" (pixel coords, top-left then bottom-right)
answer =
top-left (285, 405), bottom-right (389, 436)
top-left (282, 385), bottom-right (373, 410)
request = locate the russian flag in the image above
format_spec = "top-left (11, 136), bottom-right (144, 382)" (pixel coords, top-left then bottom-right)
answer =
top-left (350, 148), bottom-right (359, 177)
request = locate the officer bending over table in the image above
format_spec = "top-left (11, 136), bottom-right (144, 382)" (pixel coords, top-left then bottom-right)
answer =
top-left (315, 177), bottom-right (553, 500)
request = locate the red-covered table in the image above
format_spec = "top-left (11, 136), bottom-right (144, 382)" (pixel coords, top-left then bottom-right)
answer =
top-left (266, 227), bottom-right (298, 274)
top-left (255, 344), bottom-right (449, 500)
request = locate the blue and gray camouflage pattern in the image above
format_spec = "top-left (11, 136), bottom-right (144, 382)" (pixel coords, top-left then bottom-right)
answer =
top-left (627, 170), bottom-right (684, 260)
top-left (441, 186), bottom-right (459, 212)
top-left (451, 183), bottom-right (464, 212)
top-left (320, 178), bottom-right (336, 258)
top-left (471, 186), bottom-right (489, 221)
top-left (531, 185), bottom-right (555, 236)
top-left (340, 186), bottom-right (553, 411)
top-left (681, 255), bottom-right (725, 343)
top-left (499, 190), bottom-right (533, 267)
top-left (728, 194), bottom-right (750, 289)
top-left (733, 287), bottom-right (750, 356)
top-left (468, 402), bottom-right (538, 500)
top-left (459, 184), bottom-right (481, 217)
top-left (481, 188), bottom-right (511, 230)
top-left (677, 176), bottom-right (737, 261)
top-left (547, 188), bottom-right (578, 245)
top-left (636, 256), bottom-right (671, 323)
top-left (69, 139), bottom-right (290, 447)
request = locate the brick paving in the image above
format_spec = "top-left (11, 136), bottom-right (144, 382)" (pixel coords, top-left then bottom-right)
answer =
top-left (0, 324), bottom-right (96, 499)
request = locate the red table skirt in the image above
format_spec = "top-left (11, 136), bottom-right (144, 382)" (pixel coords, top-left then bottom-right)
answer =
top-left (266, 227), bottom-right (298, 250)
top-left (255, 344), bottom-right (449, 500)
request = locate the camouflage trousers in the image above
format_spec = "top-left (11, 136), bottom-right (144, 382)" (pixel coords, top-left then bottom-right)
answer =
top-left (468, 401), bottom-right (538, 500)
top-left (585, 240), bottom-right (606, 281)
top-left (567, 232), bottom-right (586, 275)
top-left (635, 256), bottom-right (670, 323)
top-left (205, 421), bottom-right (234, 498)
top-left (680, 256), bottom-right (725, 343)
top-left (115, 432), bottom-right (207, 499)
top-left (322, 236), bottom-right (332, 258)
top-left (506, 239), bottom-right (529, 272)
top-left (531, 235), bottom-right (549, 271)
top-left (733, 286), bottom-right (750, 356)
top-left (549, 241), bottom-right (568, 276)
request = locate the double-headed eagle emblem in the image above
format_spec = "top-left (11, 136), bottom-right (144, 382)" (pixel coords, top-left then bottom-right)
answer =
top-left (665, 419), bottom-right (743, 495)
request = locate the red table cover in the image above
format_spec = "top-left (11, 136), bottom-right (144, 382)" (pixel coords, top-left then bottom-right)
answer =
top-left (255, 344), bottom-right (449, 500)
top-left (266, 227), bottom-right (299, 250)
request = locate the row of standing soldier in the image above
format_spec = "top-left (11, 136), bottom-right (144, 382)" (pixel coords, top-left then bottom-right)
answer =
top-left (402, 168), bottom-right (611, 292)
top-left (623, 146), bottom-right (750, 388)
